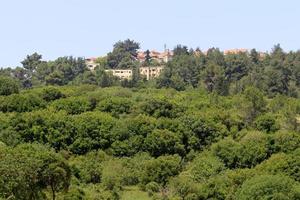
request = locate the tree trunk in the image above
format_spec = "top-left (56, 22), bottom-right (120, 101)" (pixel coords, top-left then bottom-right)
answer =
top-left (51, 184), bottom-right (56, 200)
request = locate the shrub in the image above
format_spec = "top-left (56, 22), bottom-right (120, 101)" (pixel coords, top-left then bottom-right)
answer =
top-left (254, 114), bottom-right (279, 133)
top-left (41, 87), bottom-right (65, 102)
top-left (146, 182), bottom-right (160, 196)
top-left (235, 174), bottom-right (300, 200)
top-left (51, 97), bottom-right (92, 114)
top-left (0, 76), bottom-right (19, 96)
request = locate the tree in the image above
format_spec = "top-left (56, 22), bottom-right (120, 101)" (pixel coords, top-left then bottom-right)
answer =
top-left (0, 76), bottom-right (19, 96)
top-left (0, 144), bottom-right (71, 200)
top-left (212, 138), bottom-right (241, 168)
top-left (21, 52), bottom-right (43, 72)
top-left (41, 87), bottom-right (64, 102)
top-left (107, 39), bottom-right (140, 69)
top-left (202, 63), bottom-right (229, 95)
top-left (249, 49), bottom-right (260, 64)
top-left (54, 56), bottom-right (87, 84)
top-left (96, 68), bottom-right (116, 87)
top-left (187, 152), bottom-right (225, 182)
top-left (141, 155), bottom-right (182, 186)
top-left (240, 87), bottom-right (267, 124)
top-left (236, 175), bottom-right (300, 200)
top-left (144, 129), bottom-right (185, 157)
top-left (144, 49), bottom-right (151, 65)
top-left (173, 45), bottom-right (189, 56)
top-left (254, 114), bottom-right (279, 133)
top-left (225, 52), bottom-right (250, 82)
top-left (46, 71), bottom-right (64, 85)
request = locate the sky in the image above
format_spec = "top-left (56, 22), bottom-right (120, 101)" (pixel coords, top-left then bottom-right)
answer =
top-left (0, 0), bottom-right (299, 67)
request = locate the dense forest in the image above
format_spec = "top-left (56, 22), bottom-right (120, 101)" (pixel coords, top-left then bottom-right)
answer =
top-left (1, 40), bottom-right (300, 98)
top-left (0, 40), bottom-right (300, 200)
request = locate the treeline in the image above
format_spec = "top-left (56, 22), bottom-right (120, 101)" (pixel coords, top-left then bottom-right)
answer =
top-left (1, 40), bottom-right (300, 98)
top-left (0, 86), bottom-right (300, 199)
top-left (157, 44), bottom-right (300, 97)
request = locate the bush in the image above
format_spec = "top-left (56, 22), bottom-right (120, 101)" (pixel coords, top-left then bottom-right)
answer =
top-left (0, 93), bottom-right (45, 112)
top-left (138, 98), bottom-right (182, 118)
top-left (181, 115), bottom-right (228, 151)
top-left (70, 151), bottom-right (109, 184)
top-left (97, 96), bottom-right (132, 117)
top-left (272, 131), bottom-right (300, 153)
top-left (254, 114), bottom-right (279, 133)
top-left (144, 129), bottom-right (185, 157)
top-left (70, 112), bottom-right (116, 154)
top-left (146, 182), bottom-right (160, 196)
top-left (212, 138), bottom-right (241, 168)
top-left (0, 144), bottom-right (71, 200)
top-left (0, 76), bottom-right (19, 96)
top-left (187, 152), bottom-right (225, 182)
top-left (141, 155), bottom-right (182, 186)
top-left (236, 174), bottom-right (300, 200)
top-left (41, 87), bottom-right (65, 102)
top-left (51, 97), bottom-right (92, 114)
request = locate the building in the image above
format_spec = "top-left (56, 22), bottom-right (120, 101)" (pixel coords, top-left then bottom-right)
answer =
top-left (223, 48), bottom-right (248, 55)
top-left (139, 66), bottom-right (164, 80)
top-left (105, 69), bottom-right (132, 80)
top-left (85, 57), bottom-right (98, 71)
top-left (137, 50), bottom-right (173, 63)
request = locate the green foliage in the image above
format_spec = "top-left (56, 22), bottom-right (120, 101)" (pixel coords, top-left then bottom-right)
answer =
top-left (41, 87), bottom-right (65, 102)
top-left (0, 144), bottom-right (71, 200)
top-left (51, 97), bottom-right (92, 114)
top-left (21, 52), bottom-right (43, 72)
top-left (107, 39), bottom-right (140, 69)
top-left (254, 113), bottom-right (279, 133)
top-left (182, 114), bottom-right (228, 151)
top-left (272, 131), bottom-right (300, 153)
top-left (0, 76), bottom-right (19, 96)
top-left (141, 155), bottom-right (182, 186)
top-left (138, 98), bottom-right (182, 118)
top-left (0, 84), bottom-right (299, 199)
top-left (212, 132), bottom-right (269, 168)
top-left (70, 151), bottom-right (109, 184)
top-left (187, 152), bottom-right (225, 182)
top-left (144, 129), bottom-right (185, 157)
top-left (96, 96), bottom-right (132, 117)
top-left (0, 93), bottom-right (45, 112)
top-left (70, 112), bottom-right (116, 154)
top-left (212, 138), bottom-right (241, 168)
top-left (239, 87), bottom-right (267, 124)
top-left (145, 182), bottom-right (160, 196)
top-left (236, 175), bottom-right (300, 200)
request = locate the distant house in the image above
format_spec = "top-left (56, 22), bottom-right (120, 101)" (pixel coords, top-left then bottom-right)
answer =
top-left (137, 49), bottom-right (173, 63)
top-left (85, 57), bottom-right (98, 71)
top-left (85, 49), bottom-right (169, 80)
top-left (105, 69), bottom-right (132, 80)
top-left (223, 48), bottom-right (248, 55)
top-left (139, 66), bottom-right (164, 80)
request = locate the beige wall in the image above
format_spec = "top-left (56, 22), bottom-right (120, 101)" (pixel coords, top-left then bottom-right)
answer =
top-left (105, 69), bottom-right (132, 80)
top-left (139, 66), bottom-right (164, 80)
top-left (85, 59), bottom-right (98, 71)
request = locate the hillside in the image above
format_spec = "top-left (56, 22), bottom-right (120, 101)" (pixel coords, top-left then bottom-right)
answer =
top-left (0, 85), bottom-right (299, 199)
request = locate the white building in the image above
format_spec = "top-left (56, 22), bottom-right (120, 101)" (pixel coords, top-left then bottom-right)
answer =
top-left (85, 57), bottom-right (98, 71)
top-left (139, 66), bottom-right (164, 80)
top-left (105, 69), bottom-right (132, 80)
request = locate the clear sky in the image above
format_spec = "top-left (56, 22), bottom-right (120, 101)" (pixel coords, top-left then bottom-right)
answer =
top-left (0, 0), bottom-right (299, 67)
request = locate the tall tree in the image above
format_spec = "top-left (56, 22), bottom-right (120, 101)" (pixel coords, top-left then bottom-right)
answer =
top-left (21, 52), bottom-right (43, 72)
top-left (144, 49), bottom-right (151, 66)
top-left (107, 39), bottom-right (140, 69)
top-left (173, 45), bottom-right (189, 57)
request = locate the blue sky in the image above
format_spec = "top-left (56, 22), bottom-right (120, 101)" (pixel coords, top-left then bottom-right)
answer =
top-left (0, 0), bottom-right (299, 67)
